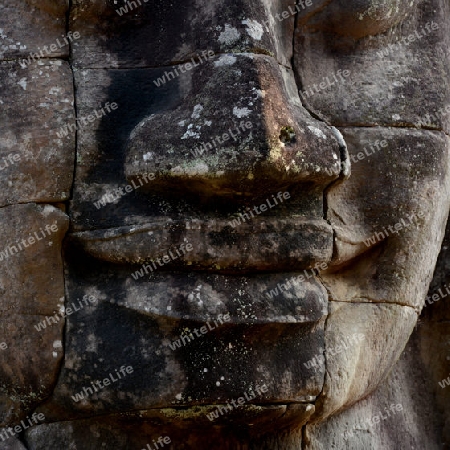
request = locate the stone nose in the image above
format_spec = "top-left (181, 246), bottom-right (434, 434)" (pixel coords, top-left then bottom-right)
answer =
top-left (124, 54), bottom-right (346, 200)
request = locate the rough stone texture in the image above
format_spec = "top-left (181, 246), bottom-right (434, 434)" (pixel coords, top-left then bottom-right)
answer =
top-left (69, 58), bottom-right (342, 231)
top-left (0, 1), bottom-right (68, 60)
top-left (72, 218), bottom-right (333, 270)
top-left (0, 204), bottom-right (68, 425)
top-left (1, 0), bottom-right (450, 448)
top-left (24, 417), bottom-right (305, 450)
top-left (125, 55), bottom-right (341, 194)
top-left (0, 435), bottom-right (27, 450)
top-left (418, 215), bottom-right (450, 448)
top-left (304, 327), bottom-right (444, 449)
top-left (322, 127), bottom-right (450, 310)
top-left (0, 60), bottom-right (75, 207)
top-left (37, 266), bottom-right (327, 420)
top-left (294, 0), bottom-right (450, 132)
top-left (311, 301), bottom-right (418, 421)
top-left (70, 0), bottom-right (295, 68)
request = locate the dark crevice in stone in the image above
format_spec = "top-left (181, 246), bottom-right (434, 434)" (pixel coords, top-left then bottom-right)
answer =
top-left (16, 432), bottom-right (30, 450)
top-left (0, 200), bottom-right (69, 210)
top-left (330, 298), bottom-right (419, 312)
top-left (328, 122), bottom-right (449, 135)
top-left (66, 0), bottom-right (78, 206)
top-left (301, 423), bottom-right (308, 450)
top-left (76, 50), bottom-right (293, 72)
top-left (0, 56), bottom-right (70, 63)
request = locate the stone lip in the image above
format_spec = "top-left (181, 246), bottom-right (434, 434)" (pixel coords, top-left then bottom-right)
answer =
top-left (110, 272), bottom-right (328, 325)
top-left (36, 272), bottom-right (327, 418)
top-left (70, 217), bottom-right (333, 271)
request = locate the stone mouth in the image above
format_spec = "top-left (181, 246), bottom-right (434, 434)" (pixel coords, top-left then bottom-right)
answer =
top-left (37, 403), bottom-right (317, 433)
top-left (107, 271), bottom-right (328, 325)
top-left (70, 217), bottom-right (333, 271)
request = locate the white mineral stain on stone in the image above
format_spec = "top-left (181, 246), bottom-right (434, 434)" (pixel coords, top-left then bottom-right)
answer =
top-left (242, 19), bottom-right (264, 40)
top-left (42, 205), bottom-right (55, 215)
top-left (143, 152), bottom-right (154, 161)
top-left (17, 77), bottom-right (27, 90)
top-left (218, 24), bottom-right (241, 46)
top-left (172, 162), bottom-right (208, 176)
top-left (307, 126), bottom-right (327, 140)
top-left (53, 352), bottom-right (58, 358)
top-left (181, 124), bottom-right (201, 140)
top-left (253, 87), bottom-right (264, 97)
top-left (233, 106), bottom-right (252, 118)
top-left (214, 55), bottom-right (237, 67)
top-left (53, 340), bottom-right (62, 348)
top-left (191, 104), bottom-right (204, 119)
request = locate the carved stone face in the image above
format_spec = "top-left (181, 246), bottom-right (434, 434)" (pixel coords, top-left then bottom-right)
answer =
top-left (1, 0), bottom-right (449, 446)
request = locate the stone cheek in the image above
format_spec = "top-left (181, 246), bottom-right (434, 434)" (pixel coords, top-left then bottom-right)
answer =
top-left (297, 0), bottom-right (417, 40)
top-left (294, 1), bottom-right (449, 132)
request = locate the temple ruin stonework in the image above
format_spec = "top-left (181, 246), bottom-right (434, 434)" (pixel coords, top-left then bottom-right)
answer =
top-left (0, 0), bottom-right (449, 448)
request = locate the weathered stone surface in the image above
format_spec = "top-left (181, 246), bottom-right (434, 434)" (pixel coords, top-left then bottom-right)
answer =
top-left (69, 57), bottom-right (342, 231)
top-left (0, 61), bottom-right (75, 207)
top-left (297, 0), bottom-right (417, 40)
top-left (311, 301), bottom-right (418, 421)
top-left (304, 327), bottom-right (443, 450)
top-left (0, 435), bottom-right (27, 450)
top-left (0, 1), bottom-right (68, 60)
top-left (37, 266), bottom-right (327, 420)
top-left (0, 204), bottom-right (68, 425)
top-left (24, 414), bottom-right (305, 449)
top-left (322, 127), bottom-right (450, 310)
top-left (294, 0), bottom-right (450, 133)
top-left (2, 0), bottom-right (450, 447)
top-left (70, 0), bottom-right (295, 69)
top-left (125, 55), bottom-right (341, 195)
top-left (72, 218), bottom-right (333, 270)
top-left (419, 216), bottom-right (450, 446)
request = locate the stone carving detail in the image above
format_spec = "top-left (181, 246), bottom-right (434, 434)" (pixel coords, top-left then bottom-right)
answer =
top-left (0, 0), bottom-right (449, 448)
